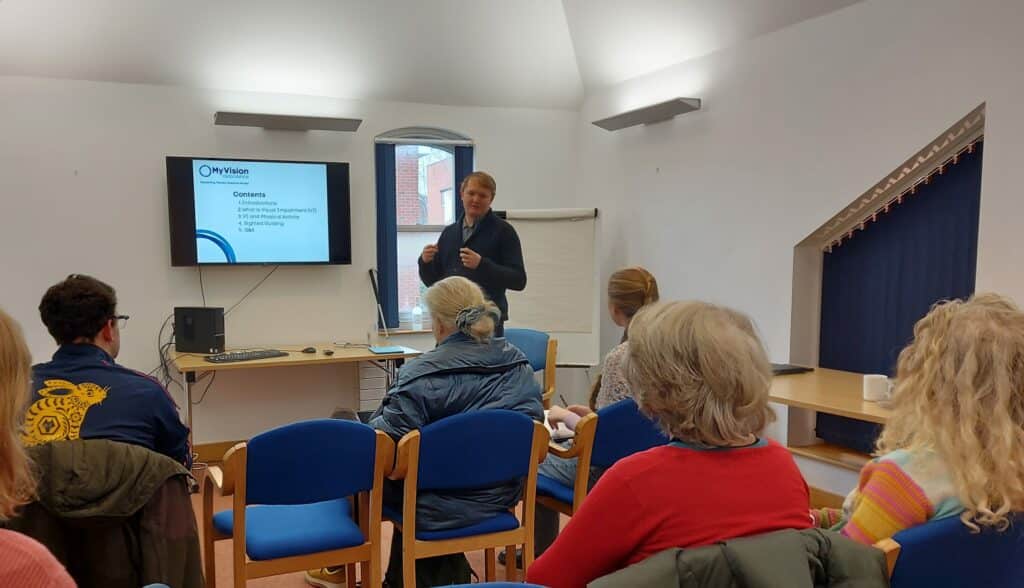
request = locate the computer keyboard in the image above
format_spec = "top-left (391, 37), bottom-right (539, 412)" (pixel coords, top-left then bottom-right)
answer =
top-left (204, 349), bottom-right (289, 363)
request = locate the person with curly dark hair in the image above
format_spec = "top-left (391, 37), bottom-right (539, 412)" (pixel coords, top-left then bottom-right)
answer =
top-left (26, 275), bottom-right (190, 465)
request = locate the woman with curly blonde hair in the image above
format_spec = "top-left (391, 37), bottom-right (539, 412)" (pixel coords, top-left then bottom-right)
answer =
top-left (0, 308), bottom-right (74, 586)
top-left (821, 293), bottom-right (1024, 544)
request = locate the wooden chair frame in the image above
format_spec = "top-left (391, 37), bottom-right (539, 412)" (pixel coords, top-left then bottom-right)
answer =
top-left (387, 422), bottom-right (550, 586)
top-left (875, 538), bottom-right (901, 578)
top-left (537, 412), bottom-right (598, 516)
top-left (202, 431), bottom-right (395, 588)
top-left (542, 338), bottom-right (558, 408)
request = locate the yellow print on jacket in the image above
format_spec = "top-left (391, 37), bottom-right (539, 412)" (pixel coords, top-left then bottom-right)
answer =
top-left (22, 379), bottom-right (107, 446)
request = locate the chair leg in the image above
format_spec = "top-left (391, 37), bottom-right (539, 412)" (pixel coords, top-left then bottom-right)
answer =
top-left (359, 560), bottom-right (371, 588)
top-left (202, 535), bottom-right (217, 588)
top-left (368, 553), bottom-right (385, 588)
top-left (347, 563), bottom-right (357, 587)
top-left (202, 485), bottom-right (217, 588)
top-left (401, 531), bottom-right (416, 588)
top-left (402, 554), bottom-right (416, 588)
top-left (523, 532), bottom-right (535, 572)
top-left (484, 548), bottom-right (496, 581)
top-left (505, 543), bottom-right (517, 580)
top-left (232, 538), bottom-right (246, 588)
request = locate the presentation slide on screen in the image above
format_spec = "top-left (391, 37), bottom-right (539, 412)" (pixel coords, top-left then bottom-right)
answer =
top-left (192, 159), bottom-right (330, 263)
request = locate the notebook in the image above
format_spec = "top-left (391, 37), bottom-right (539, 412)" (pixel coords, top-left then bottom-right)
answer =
top-left (369, 345), bottom-right (406, 355)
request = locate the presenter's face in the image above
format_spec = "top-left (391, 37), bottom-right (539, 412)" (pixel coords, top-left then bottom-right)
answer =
top-left (461, 180), bottom-right (494, 221)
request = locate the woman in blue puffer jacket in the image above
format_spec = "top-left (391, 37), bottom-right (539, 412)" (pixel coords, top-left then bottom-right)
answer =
top-left (367, 276), bottom-right (543, 586)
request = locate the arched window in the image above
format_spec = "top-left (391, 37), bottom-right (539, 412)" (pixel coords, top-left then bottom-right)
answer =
top-left (375, 127), bottom-right (474, 330)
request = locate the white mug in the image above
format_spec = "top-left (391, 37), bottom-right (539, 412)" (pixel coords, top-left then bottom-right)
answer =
top-left (863, 374), bottom-right (893, 402)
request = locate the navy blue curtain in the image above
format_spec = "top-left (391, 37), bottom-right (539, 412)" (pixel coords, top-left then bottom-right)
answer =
top-left (820, 141), bottom-right (983, 375)
top-left (817, 141), bottom-right (983, 452)
top-left (374, 143), bottom-right (399, 329)
top-left (454, 145), bottom-right (473, 219)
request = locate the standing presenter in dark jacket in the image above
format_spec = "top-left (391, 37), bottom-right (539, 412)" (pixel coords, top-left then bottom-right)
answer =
top-left (418, 171), bottom-right (526, 336)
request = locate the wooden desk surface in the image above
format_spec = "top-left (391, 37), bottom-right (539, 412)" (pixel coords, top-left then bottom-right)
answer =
top-left (171, 344), bottom-right (421, 373)
top-left (769, 368), bottom-right (891, 424)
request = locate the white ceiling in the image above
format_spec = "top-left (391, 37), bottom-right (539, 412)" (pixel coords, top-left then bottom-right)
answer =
top-left (564, 0), bottom-right (863, 90)
top-left (0, 0), bottom-right (861, 109)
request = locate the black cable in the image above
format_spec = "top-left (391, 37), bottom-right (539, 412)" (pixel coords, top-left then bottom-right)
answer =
top-left (146, 343), bottom-right (170, 376)
top-left (198, 266), bottom-right (207, 307)
top-left (147, 313), bottom-right (174, 376)
top-left (224, 265), bottom-right (279, 316)
top-left (190, 371), bottom-right (216, 405)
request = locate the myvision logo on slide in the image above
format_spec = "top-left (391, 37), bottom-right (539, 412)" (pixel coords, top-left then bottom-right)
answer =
top-left (198, 164), bottom-right (251, 179)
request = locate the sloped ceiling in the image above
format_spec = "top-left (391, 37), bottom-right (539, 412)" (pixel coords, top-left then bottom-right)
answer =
top-left (0, 0), bottom-right (861, 108)
top-left (563, 0), bottom-right (863, 91)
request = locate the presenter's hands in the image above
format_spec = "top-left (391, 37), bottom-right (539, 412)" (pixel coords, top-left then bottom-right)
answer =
top-left (459, 247), bottom-right (482, 269)
top-left (421, 244), bottom-right (439, 263)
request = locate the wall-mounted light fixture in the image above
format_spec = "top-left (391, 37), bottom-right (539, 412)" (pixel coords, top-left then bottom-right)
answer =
top-left (214, 111), bottom-right (362, 132)
top-left (591, 97), bottom-right (701, 131)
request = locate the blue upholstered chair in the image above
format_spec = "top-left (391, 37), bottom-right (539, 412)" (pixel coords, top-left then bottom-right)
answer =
top-left (537, 398), bottom-right (669, 515)
top-left (505, 328), bottom-right (558, 408)
top-left (384, 410), bottom-right (549, 585)
top-left (202, 419), bottom-right (394, 588)
top-left (876, 514), bottom-right (1024, 587)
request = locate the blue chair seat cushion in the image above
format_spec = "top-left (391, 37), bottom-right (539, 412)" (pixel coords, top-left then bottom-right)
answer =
top-left (536, 474), bottom-right (574, 505)
top-left (382, 505), bottom-right (520, 540)
top-left (212, 498), bottom-right (364, 560)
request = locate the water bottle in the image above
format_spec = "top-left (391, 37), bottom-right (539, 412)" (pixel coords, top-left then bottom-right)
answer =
top-left (411, 305), bottom-right (423, 331)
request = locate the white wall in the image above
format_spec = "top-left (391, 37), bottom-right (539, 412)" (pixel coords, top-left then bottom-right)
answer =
top-left (0, 76), bottom-right (580, 443)
top-left (578, 0), bottom-right (1024, 363)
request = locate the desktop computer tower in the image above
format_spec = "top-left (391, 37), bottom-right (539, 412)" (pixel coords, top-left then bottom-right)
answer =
top-left (174, 307), bottom-right (225, 354)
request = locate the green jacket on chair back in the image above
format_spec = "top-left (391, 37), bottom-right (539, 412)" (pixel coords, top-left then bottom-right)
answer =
top-left (588, 528), bottom-right (888, 588)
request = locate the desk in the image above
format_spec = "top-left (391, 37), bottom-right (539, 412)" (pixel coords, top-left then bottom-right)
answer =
top-left (171, 344), bottom-right (421, 441)
top-left (770, 368), bottom-right (891, 425)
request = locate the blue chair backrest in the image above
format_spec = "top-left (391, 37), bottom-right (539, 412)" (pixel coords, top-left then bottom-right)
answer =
top-left (505, 328), bottom-right (549, 372)
top-left (890, 513), bottom-right (1024, 587)
top-left (417, 410), bottom-right (535, 491)
top-left (591, 398), bottom-right (669, 469)
top-left (246, 418), bottom-right (377, 505)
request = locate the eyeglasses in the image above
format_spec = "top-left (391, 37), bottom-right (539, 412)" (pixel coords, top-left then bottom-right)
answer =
top-left (112, 315), bottom-right (130, 329)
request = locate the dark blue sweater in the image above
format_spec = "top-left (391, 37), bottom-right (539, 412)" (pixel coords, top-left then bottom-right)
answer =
top-left (27, 344), bottom-right (191, 466)
top-left (418, 210), bottom-right (527, 321)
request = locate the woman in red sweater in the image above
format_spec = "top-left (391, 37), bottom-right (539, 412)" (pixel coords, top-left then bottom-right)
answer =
top-left (527, 301), bottom-right (811, 588)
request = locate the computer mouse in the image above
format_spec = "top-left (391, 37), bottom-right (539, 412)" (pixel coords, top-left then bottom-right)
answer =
top-left (323, 349), bottom-right (334, 356)
top-left (301, 347), bottom-right (317, 354)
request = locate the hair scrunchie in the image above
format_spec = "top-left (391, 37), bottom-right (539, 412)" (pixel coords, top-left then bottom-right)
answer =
top-left (455, 304), bottom-right (499, 335)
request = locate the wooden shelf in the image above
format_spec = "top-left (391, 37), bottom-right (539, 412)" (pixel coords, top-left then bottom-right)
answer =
top-left (788, 443), bottom-right (871, 472)
top-left (770, 368), bottom-right (891, 424)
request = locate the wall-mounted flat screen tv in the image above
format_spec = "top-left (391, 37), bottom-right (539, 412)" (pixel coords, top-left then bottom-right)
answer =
top-left (166, 156), bottom-right (351, 266)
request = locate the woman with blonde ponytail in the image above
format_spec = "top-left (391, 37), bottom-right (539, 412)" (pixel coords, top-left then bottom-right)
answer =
top-left (519, 267), bottom-right (659, 564)
top-left (549, 267), bottom-right (659, 427)
top-left (0, 309), bottom-right (74, 586)
top-left (365, 276), bottom-right (543, 585)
